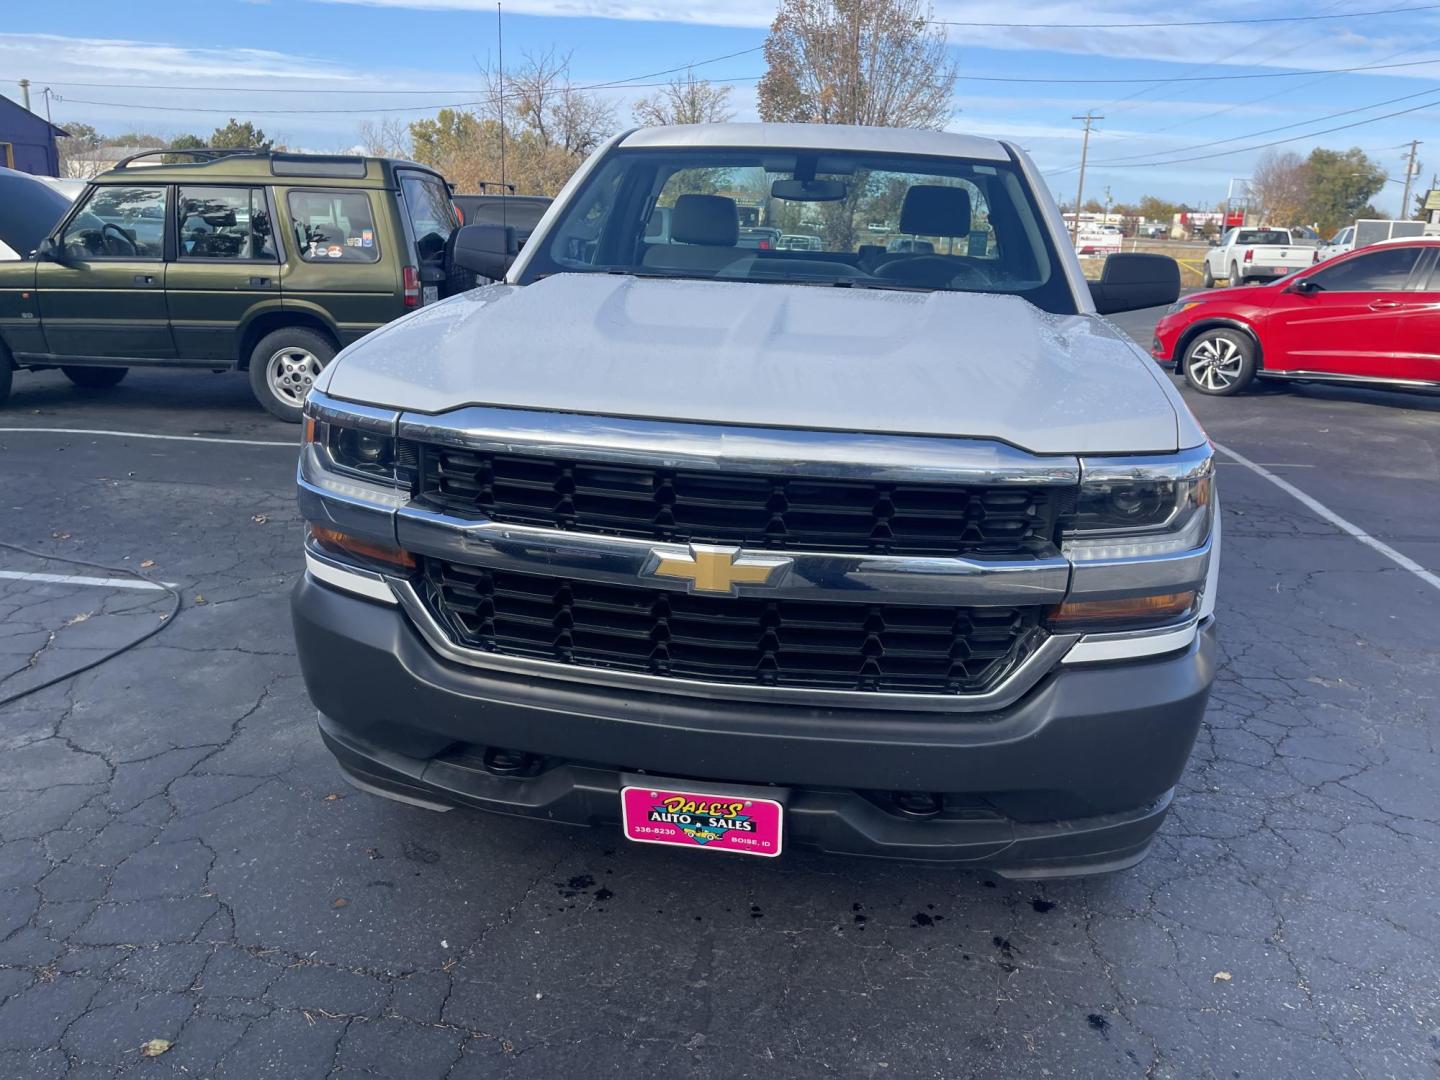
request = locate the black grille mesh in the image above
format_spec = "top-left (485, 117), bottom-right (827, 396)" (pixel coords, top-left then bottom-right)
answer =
top-left (421, 560), bottom-right (1043, 694)
top-left (415, 444), bottom-right (1065, 557)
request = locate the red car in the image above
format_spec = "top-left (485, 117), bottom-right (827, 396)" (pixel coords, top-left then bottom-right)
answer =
top-left (1152, 237), bottom-right (1440, 396)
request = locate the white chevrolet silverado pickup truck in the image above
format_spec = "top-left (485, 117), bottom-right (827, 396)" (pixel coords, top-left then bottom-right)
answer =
top-left (291, 123), bottom-right (1217, 878)
top-left (1203, 226), bottom-right (1313, 287)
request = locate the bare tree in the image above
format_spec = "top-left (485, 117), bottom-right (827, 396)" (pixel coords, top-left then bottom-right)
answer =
top-left (1250, 149), bottom-right (1310, 227)
top-left (408, 50), bottom-right (616, 195)
top-left (758, 0), bottom-right (957, 129)
top-left (632, 70), bottom-right (734, 126)
top-left (357, 118), bottom-right (412, 159)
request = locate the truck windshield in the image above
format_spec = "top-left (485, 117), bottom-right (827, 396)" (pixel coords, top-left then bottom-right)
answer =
top-left (520, 147), bottom-right (1077, 314)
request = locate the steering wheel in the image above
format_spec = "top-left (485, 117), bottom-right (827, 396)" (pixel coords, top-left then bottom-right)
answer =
top-left (874, 256), bottom-right (988, 289)
top-left (101, 222), bottom-right (138, 256)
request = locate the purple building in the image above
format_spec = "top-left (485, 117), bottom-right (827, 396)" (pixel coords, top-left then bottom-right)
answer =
top-left (0, 94), bottom-right (67, 177)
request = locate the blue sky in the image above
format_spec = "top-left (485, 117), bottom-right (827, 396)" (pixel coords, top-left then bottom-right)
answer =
top-left (3, 0), bottom-right (1439, 212)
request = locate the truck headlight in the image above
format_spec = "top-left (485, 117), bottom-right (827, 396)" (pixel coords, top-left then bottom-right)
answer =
top-left (1063, 448), bottom-right (1213, 559)
top-left (1052, 446), bottom-right (1215, 631)
top-left (302, 402), bottom-right (416, 492)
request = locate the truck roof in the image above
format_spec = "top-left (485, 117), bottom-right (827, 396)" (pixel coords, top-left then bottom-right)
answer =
top-left (618, 123), bottom-right (1011, 162)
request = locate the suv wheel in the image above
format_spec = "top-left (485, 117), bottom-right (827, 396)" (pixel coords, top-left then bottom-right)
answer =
top-left (62, 366), bottom-right (129, 389)
top-left (249, 328), bottom-right (335, 423)
top-left (1183, 329), bottom-right (1256, 396)
top-left (1201, 263), bottom-right (1215, 288)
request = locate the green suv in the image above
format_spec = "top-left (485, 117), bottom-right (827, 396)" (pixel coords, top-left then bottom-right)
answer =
top-left (0, 149), bottom-right (462, 421)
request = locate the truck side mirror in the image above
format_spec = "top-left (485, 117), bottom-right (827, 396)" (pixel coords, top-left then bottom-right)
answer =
top-left (451, 224), bottom-right (517, 280)
top-left (1088, 253), bottom-right (1181, 315)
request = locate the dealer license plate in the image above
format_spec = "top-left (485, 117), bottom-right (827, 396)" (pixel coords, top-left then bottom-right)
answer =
top-left (621, 784), bottom-right (783, 858)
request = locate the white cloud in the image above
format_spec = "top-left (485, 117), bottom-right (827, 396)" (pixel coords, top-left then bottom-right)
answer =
top-left (0, 33), bottom-right (364, 83)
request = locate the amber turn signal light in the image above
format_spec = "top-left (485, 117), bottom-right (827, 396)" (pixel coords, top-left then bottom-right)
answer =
top-left (309, 525), bottom-right (415, 570)
top-left (1047, 590), bottom-right (1196, 629)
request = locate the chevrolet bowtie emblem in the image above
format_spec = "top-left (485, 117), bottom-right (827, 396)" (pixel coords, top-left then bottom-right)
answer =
top-left (649, 544), bottom-right (791, 595)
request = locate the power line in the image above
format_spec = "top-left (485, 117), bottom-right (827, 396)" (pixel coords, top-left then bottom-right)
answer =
top-left (950, 55), bottom-right (1440, 83)
top-left (932, 2), bottom-right (1440, 29)
top-left (1094, 0), bottom-right (1358, 117)
top-left (1100, 96), bottom-right (1440, 167)
top-left (1085, 84), bottom-right (1440, 168)
top-left (42, 45), bottom-right (764, 96)
top-left (53, 75), bottom-right (764, 117)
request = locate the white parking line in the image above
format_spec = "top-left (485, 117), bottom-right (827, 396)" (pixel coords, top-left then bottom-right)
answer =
top-left (0, 570), bottom-right (175, 591)
top-left (0, 427), bottom-right (295, 448)
top-left (1214, 440), bottom-right (1440, 594)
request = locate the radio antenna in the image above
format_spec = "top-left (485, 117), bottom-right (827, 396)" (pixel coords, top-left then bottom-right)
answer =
top-left (496, 2), bottom-right (508, 232)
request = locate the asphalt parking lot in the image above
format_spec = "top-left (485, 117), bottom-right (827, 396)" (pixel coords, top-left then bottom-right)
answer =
top-left (2, 320), bottom-right (1438, 1079)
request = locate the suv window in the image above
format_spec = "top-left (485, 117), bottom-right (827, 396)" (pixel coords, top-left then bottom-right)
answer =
top-left (1307, 246), bottom-right (1421, 292)
top-left (400, 173), bottom-right (456, 263)
top-left (61, 186), bottom-right (166, 259)
top-left (177, 186), bottom-right (276, 261)
top-left (286, 189), bottom-right (379, 263)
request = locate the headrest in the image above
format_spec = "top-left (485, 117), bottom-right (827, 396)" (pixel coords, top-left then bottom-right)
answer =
top-left (899, 185), bottom-right (972, 238)
top-left (671, 194), bottom-right (738, 246)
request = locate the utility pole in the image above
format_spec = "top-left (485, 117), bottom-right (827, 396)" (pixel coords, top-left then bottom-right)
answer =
top-left (18, 78), bottom-right (30, 112)
top-left (1071, 112), bottom-right (1102, 242)
top-left (1400, 140), bottom-right (1422, 220)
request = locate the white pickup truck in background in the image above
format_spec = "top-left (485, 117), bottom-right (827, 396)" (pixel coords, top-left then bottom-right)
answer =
top-left (1314, 218), bottom-right (1430, 263)
top-left (1203, 227), bottom-right (1313, 287)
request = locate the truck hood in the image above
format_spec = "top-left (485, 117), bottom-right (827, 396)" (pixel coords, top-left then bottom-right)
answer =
top-left (321, 273), bottom-right (1186, 454)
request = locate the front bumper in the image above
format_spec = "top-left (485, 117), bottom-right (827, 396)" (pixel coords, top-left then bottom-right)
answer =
top-left (292, 575), bottom-right (1216, 878)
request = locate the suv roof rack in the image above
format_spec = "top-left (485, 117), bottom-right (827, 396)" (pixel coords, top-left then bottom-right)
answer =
top-left (113, 147), bottom-right (259, 169)
top-left (111, 148), bottom-right (373, 178)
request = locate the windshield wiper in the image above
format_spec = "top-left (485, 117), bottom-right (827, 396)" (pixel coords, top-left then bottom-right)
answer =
top-left (829, 280), bottom-right (932, 293)
top-left (602, 267), bottom-right (717, 283)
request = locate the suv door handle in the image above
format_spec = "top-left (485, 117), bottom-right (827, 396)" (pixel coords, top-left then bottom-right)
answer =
top-left (249, 276), bottom-right (271, 287)
top-left (132, 274), bottom-right (156, 285)
top-left (1369, 299), bottom-right (1403, 310)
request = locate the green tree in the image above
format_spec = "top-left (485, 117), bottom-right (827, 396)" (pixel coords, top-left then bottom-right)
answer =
top-left (162, 132), bottom-right (208, 164)
top-left (105, 132), bottom-right (165, 147)
top-left (208, 119), bottom-right (273, 151)
top-left (1136, 195), bottom-right (1180, 224)
top-left (1303, 147), bottom-right (1386, 235)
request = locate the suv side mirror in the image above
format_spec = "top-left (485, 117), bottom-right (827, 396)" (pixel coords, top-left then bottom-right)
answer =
top-left (35, 236), bottom-right (64, 262)
top-left (1088, 253), bottom-right (1181, 315)
top-left (451, 224), bottom-right (517, 280)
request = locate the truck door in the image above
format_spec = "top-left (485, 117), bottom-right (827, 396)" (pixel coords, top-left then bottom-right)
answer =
top-left (36, 184), bottom-right (174, 359)
top-left (167, 185), bottom-right (281, 362)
